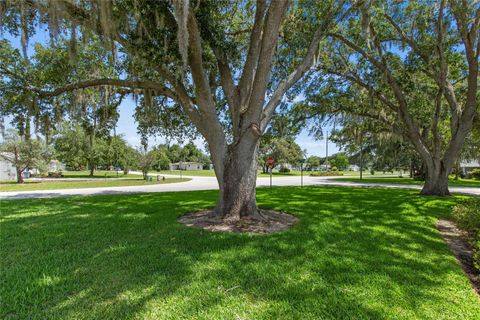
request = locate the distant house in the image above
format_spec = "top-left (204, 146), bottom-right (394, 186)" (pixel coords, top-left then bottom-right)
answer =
top-left (0, 152), bottom-right (17, 181)
top-left (169, 162), bottom-right (203, 171)
top-left (460, 160), bottom-right (479, 177)
top-left (48, 160), bottom-right (65, 172)
top-left (349, 165), bottom-right (360, 172)
top-left (318, 164), bottom-right (331, 171)
top-left (275, 163), bottom-right (294, 170)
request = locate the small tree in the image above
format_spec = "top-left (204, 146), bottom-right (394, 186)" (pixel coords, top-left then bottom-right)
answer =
top-left (54, 123), bottom-right (87, 170)
top-left (329, 154), bottom-right (349, 171)
top-left (0, 130), bottom-right (47, 183)
top-left (118, 146), bottom-right (138, 175)
top-left (260, 138), bottom-right (304, 171)
top-left (306, 156), bottom-right (321, 170)
top-left (137, 147), bottom-right (154, 180)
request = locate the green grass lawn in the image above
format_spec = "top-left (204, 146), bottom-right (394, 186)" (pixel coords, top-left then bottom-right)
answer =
top-left (334, 176), bottom-right (480, 188)
top-left (1, 187), bottom-right (479, 319)
top-left (258, 170), bottom-right (303, 176)
top-left (0, 178), bottom-right (190, 192)
top-left (259, 170), bottom-right (401, 177)
top-left (158, 169), bottom-right (313, 177)
top-left (62, 170), bottom-right (142, 179)
top-left (157, 169), bottom-right (218, 177)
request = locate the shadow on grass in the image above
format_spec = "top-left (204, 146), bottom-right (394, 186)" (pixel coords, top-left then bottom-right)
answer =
top-left (1, 187), bottom-right (478, 319)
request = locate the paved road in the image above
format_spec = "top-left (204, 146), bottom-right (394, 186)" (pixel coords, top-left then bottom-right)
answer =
top-left (1, 173), bottom-right (478, 199)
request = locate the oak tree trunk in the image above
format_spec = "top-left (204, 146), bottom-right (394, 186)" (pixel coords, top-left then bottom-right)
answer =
top-left (420, 160), bottom-right (450, 196)
top-left (213, 136), bottom-right (262, 222)
top-left (16, 167), bottom-right (24, 184)
top-left (89, 163), bottom-right (95, 177)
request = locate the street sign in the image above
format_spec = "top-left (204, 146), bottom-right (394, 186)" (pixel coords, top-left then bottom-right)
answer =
top-left (266, 156), bottom-right (275, 168)
top-left (266, 156), bottom-right (275, 189)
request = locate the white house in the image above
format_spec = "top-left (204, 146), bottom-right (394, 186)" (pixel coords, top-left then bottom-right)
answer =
top-left (460, 160), bottom-right (479, 177)
top-left (169, 162), bottom-right (204, 171)
top-left (348, 164), bottom-right (360, 172)
top-left (48, 160), bottom-right (65, 172)
top-left (0, 153), bottom-right (17, 181)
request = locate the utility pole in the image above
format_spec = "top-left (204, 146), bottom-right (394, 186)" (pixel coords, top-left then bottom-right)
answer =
top-left (359, 131), bottom-right (363, 180)
top-left (300, 159), bottom-right (305, 187)
top-left (325, 130), bottom-right (329, 171)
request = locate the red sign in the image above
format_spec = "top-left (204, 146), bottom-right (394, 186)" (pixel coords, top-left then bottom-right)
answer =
top-left (266, 156), bottom-right (275, 168)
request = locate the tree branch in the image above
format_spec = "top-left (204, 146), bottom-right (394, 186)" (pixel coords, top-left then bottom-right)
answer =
top-left (330, 31), bottom-right (433, 163)
top-left (212, 48), bottom-right (239, 112)
top-left (260, 2), bottom-right (347, 130)
top-left (238, 0), bottom-right (267, 107)
top-left (325, 68), bottom-right (397, 112)
top-left (29, 78), bottom-right (178, 100)
top-left (246, 0), bottom-right (289, 117)
top-left (187, 13), bottom-right (216, 115)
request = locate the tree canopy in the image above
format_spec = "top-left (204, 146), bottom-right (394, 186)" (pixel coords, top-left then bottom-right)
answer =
top-left (297, 0), bottom-right (479, 195)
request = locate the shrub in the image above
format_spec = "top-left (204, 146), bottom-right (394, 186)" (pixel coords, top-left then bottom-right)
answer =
top-left (279, 166), bottom-right (290, 173)
top-left (370, 169), bottom-right (375, 175)
top-left (452, 198), bottom-right (480, 232)
top-left (310, 171), bottom-right (344, 176)
top-left (452, 198), bottom-right (480, 270)
top-left (413, 172), bottom-right (425, 181)
top-left (472, 169), bottom-right (480, 180)
top-left (47, 171), bottom-right (64, 178)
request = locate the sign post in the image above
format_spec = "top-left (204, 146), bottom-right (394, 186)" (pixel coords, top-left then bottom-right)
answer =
top-left (266, 156), bottom-right (275, 189)
top-left (299, 159), bottom-right (306, 187)
top-left (269, 167), bottom-right (272, 188)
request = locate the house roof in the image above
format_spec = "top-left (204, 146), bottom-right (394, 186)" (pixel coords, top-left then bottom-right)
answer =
top-left (0, 152), bottom-right (14, 161)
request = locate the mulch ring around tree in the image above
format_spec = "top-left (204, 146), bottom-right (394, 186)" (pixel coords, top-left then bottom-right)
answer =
top-left (178, 209), bottom-right (298, 234)
top-left (437, 218), bottom-right (480, 295)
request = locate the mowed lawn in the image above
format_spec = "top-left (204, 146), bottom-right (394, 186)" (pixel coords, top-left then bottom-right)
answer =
top-left (1, 187), bottom-right (479, 319)
top-left (158, 169), bottom-right (309, 177)
top-left (62, 170), bottom-right (143, 179)
top-left (158, 169), bottom-right (399, 178)
top-left (335, 176), bottom-right (480, 188)
top-left (0, 178), bottom-right (190, 192)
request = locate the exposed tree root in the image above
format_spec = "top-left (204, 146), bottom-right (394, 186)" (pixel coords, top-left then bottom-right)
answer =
top-left (178, 209), bottom-right (298, 234)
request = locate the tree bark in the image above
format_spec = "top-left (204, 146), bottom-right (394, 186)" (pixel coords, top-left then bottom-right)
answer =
top-left (213, 136), bottom-right (263, 222)
top-left (454, 160), bottom-right (460, 180)
top-left (88, 130), bottom-right (95, 177)
top-left (420, 159), bottom-right (451, 196)
top-left (13, 148), bottom-right (24, 183)
top-left (16, 167), bottom-right (24, 184)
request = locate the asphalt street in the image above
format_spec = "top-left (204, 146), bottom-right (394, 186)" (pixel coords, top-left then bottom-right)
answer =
top-left (1, 173), bottom-right (478, 200)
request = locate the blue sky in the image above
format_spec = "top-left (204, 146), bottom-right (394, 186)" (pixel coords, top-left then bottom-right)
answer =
top-left (3, 28), bottom-right (340, 157)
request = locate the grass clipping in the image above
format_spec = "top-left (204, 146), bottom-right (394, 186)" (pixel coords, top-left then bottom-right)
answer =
top-left (179, 209), bottom-right (298, 234)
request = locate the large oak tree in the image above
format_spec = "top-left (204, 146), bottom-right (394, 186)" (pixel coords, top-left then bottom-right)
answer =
top-left (308, 0), bottom-right (479, 195)
top-left (1, 0), bottom-right (345, 222)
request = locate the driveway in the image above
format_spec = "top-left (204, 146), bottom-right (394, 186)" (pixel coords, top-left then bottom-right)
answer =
top-left (1, 173), bottom-right (478, 199)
